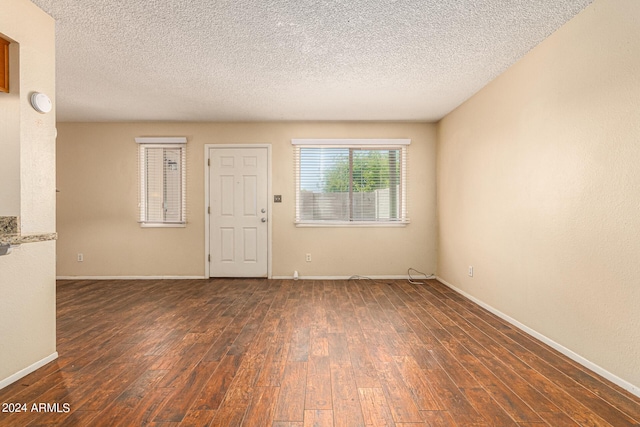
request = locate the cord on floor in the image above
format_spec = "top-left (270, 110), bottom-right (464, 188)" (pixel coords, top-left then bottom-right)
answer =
top-left (346, 269), bottom-right (435, 286)
top-left (348, 275), bottom-right (390, 285)
top-left (407, 267), bottom-right (435, 285)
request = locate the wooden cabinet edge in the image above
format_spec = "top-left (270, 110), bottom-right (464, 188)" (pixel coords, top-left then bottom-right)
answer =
top-left (0, 36), bottom-right (9, 93)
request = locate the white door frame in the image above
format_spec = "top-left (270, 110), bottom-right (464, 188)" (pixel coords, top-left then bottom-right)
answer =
top-left (204, 144), bottom-right (272, 278)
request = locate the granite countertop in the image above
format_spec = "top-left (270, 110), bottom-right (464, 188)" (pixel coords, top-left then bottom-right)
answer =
top-left (0, 216), bottom-right (19, 234)
top-left (0, 232), bottom-right (58, 245)
top-left (0, 216), bottom-right (57, 245)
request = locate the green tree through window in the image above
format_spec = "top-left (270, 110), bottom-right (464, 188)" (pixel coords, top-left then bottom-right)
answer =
top-left (323, 149), bottom-right (399, 194)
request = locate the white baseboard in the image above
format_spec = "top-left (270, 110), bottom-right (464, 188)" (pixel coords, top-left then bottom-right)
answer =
top-left (0, 352), bottom-right (58, 390)
top-left (271, 275), bottom-right (413, 280)
top-left (56, 275), bottom-right (207, 280)
top-left (436, 276), bottom-right (640, 398)
top-left (57, 275), bottom-right (420, 281)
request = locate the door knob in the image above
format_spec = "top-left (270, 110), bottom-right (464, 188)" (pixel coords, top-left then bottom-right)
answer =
top-left (261, 208), bottom-right (266, 213)
top-left (261, 218), bottom-right (267, 223)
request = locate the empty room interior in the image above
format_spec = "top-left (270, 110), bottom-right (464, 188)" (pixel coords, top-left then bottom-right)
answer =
top-left (1, 0), bottom-right (639, 425)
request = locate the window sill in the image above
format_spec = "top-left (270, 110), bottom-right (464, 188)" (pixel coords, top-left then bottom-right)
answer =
top-left (295, 221), bottom-right (409, 228)
top-left (140, 223), bottom-right (186, 228)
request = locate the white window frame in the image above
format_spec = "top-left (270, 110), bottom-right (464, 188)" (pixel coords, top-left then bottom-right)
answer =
top-left (292, 139), bottom-right (410, 227)
top-left (136, 137), bottom-right (187, 227)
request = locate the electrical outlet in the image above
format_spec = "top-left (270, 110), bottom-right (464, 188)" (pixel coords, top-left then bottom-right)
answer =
top-left (306, 253), bottom-right (311, 262)
top-left (77, 253), bottom-right (84, 262)
top-left (468, 266), bottom-right (473, 277)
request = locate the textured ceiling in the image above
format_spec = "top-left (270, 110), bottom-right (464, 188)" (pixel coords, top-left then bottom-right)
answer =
top-left (31, 0), bottom-right (593, 122)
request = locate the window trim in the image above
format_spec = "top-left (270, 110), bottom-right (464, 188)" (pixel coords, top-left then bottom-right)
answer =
top-left (292, 138), bottom-right (410, 146)
top-left (292, 139), bottom-right (410, 227)
top-left (136, 137), bottom-right (187, 228)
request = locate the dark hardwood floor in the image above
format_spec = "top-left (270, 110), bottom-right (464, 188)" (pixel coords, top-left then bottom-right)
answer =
top-left (0, 278), bottom-right (638, 426)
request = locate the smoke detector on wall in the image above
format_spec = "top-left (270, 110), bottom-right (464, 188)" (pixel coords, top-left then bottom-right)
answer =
top-left (30, 92), bottom-right (52, 113)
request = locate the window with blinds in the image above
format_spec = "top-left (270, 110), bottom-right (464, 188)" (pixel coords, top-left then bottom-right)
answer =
top-left (136, 137), bottom-right (187, 227)
top-left (292, 139), bottom-right (410, 226)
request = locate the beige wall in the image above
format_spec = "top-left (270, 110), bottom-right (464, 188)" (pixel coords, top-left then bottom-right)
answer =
top-left (56, 122), bottom-right (437, 278)
top-left (438, 0), bottom-right (640, 391)
top-left (0, 0), bottom-right (57, 387)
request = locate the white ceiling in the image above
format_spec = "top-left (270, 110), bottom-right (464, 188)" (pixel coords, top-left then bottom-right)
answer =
top-left (31, 0), bottom-right (593, 122)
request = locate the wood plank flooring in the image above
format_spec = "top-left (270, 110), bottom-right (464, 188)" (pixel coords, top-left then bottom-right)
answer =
top-left (0, 278), bottom-right (638, 426)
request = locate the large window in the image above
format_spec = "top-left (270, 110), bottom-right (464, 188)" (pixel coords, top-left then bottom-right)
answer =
top-left (293, 139), bottom-right (410, 225)
top-left (136, 137), bottom-right (187, 227)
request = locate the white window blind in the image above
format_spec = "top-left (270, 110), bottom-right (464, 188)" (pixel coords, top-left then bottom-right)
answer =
top-left (136, 137), bottom-right (187, 227)
top-left (292, 139), bottom-right (410, 225)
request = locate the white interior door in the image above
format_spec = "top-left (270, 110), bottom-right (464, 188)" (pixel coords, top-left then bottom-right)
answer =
top-left (209, 147), bottom-right (268, 277)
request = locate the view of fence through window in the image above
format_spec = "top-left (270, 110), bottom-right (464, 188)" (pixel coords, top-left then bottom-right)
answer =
top-left (298, 147), bottom-right (401, 221)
